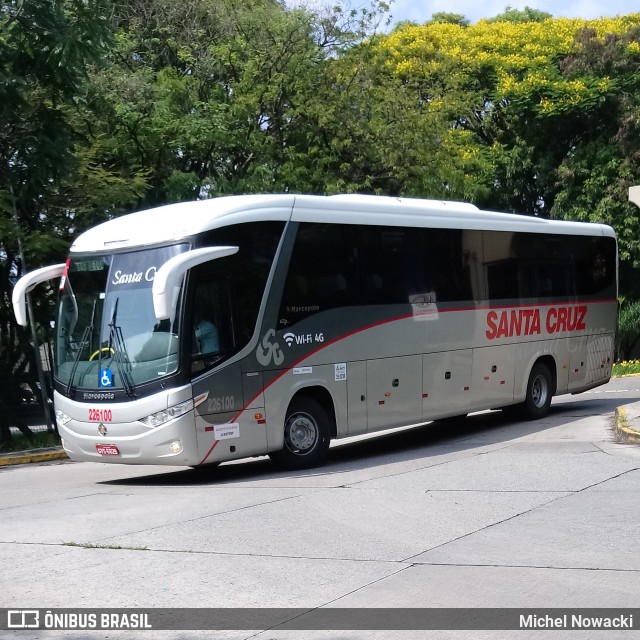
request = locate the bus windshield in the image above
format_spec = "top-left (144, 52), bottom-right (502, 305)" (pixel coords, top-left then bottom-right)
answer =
top-left (55, 245), bottom-right (188, 393)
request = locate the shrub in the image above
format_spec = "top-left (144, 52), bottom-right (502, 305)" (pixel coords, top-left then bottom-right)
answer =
top-left (616, 298), bottom-right (640, 361)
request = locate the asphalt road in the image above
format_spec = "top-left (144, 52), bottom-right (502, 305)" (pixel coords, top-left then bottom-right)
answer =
top-left (2, 377), bottom-right (640, 639)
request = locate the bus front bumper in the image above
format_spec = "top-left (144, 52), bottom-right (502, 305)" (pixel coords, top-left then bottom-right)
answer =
top-left (58, 414), bottom-right (200, 466)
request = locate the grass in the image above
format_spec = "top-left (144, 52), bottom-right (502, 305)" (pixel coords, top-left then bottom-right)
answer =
top-left (0, 430), bottom-right (61, 454)
top-left (612, 360), bottom-right (640, 377)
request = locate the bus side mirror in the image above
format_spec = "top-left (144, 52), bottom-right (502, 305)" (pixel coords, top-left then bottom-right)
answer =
top-left (152, 246), bottom-right (239, 320)
top-left (12, 263), bottom-right (66, 326)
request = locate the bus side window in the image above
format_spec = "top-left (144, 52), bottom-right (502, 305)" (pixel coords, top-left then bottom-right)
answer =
top-left (362, 228), bottom-right (411, 304)
top-left (193, 304), bottom-right (219, 355)
top-left (362, 226), bottom-right (477, 306)
top-left (191, 221), bottom-right (285, 372)
top-left (279, 223), bottom-right (360, 325)
top-left (190, 277), bottom-right (227, 363)
top-left (483, 231), bottom-right (616, 303)
top-left (573, 236), bottom-right (616, 297)
top-left (426, 228), bottom-right (476, 303)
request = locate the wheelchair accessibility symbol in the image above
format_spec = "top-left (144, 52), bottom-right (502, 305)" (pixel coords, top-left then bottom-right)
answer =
top-left (99, 369), bottom-right (113, 388)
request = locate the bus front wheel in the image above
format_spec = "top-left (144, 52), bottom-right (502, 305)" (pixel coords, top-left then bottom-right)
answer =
top-left (269, 397), bottom-right (331, 470)
top-left (522, 362), bottom-right (552, 420)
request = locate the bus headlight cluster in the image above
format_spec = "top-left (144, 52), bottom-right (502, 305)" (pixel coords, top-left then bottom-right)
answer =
top-left (55, 410), bottom-right (72, 426)
top-left (139, 399), bottom-right (194, 428)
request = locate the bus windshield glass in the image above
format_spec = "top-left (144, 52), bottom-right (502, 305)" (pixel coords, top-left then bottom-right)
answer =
top-left (55, 245), bottom-right (189, 392)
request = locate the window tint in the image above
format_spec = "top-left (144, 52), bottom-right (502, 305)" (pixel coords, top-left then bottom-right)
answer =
top-left (280, 223), bottom-right (478, 324)
top-left (361, 227), bottom-right (414, 304)
top-left (279, 223), bottom-right (360, 325)
top-left (483, 231), bottom-right (616, 301)
top-left (572, 235), bottom-right (617, 297)
top-left (360, 227), bottom-right (475, 305)
top-left (424, 229), bottom-right (477, 303)
top-left (191, 222), bottom-right (284, 372)
top-left (279, 222), bottom-right (614, 323)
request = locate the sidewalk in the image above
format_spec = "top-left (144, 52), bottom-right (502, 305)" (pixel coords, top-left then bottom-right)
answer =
top-left (0, 446), bottom-right (67, 467)
top-left (614, 401), bottom-right (640, 444)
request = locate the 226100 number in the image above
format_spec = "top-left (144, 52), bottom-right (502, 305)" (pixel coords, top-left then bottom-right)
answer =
top-left (89, 408), bottom-right (113, 422)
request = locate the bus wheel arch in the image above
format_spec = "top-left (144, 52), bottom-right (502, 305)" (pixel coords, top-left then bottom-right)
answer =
top-left (268, 387), bottom-right (335, 469)
top-left (523, 357), bottom-right (556, 420)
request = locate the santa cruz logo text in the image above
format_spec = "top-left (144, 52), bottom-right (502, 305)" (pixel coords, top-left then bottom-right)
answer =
top-left (486, 305), bottom-right (587, 340)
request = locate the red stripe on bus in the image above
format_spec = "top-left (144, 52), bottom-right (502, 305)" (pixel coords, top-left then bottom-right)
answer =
top-left (200, 313), bottom-right (409, 464)
top-left (198, 438), bottom-right (220, 465)
top-left (198, 298), bottom-right (615, 464)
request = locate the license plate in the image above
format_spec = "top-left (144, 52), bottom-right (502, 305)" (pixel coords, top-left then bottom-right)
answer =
top-left (96, 444), bottom-right (120, 456)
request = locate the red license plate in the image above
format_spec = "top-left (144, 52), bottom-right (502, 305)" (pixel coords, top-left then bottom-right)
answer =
top-left (96, 444), bottom-right (120, 456)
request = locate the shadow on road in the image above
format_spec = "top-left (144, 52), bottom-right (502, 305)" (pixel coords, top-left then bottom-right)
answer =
top-left (98, 392), bottom-right (634, 488)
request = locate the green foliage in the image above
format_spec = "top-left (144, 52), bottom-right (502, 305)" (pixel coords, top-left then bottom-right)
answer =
top-left (429, 13), bottom-right (470, 27)
top-left (0, 430), bottom-right (60, 454)
top-left (83, 0), bottom-right (317, 201)
top-left (616, 298), bottom-right (640, 361)
top-left (5, 1), bottom-right (640, 441)
top-left (548, 26), bottom-right (640, 267)
top-left (485, 6), bottom-right (552, 24)
top-left (376, 15), bottom-right (640, 267)
top-left (613, 360), bottom-right (640, 376)
top-left (0, 0), bottom-right (116, 280)
top-left (0, 0), bottom-right (113, 444)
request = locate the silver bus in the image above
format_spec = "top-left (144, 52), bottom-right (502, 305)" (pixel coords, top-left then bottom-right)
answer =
top-left (13, 194), bottom-right (618, 469)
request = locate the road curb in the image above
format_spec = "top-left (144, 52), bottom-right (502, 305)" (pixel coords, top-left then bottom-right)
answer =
top-left (614, 406), bottom-right (640, 445)
top-left (0, 447), bottom-right (68, 467)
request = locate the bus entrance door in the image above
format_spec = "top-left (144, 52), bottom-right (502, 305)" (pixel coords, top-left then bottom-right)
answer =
top-left (193, 362), bottom-right (266, 463)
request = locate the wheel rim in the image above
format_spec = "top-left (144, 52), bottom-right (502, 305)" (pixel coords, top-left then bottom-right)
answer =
top-left (284, 412), bottom-right (318, 454)
top-left (531, 373), bottom-right (549, 408)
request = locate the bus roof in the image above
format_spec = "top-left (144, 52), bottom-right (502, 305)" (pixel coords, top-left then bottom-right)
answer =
top-left (70, 194), bottom-right (615, 253)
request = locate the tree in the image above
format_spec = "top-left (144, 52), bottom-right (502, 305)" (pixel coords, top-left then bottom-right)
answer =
top-left (485, 6), bottom-right (552, 23)
top-left (616, 298), bottom-right (640, 360)
top-left (0, 0), bottom-right (112, 444)
top-left (428, 13), bottom-right (469, 27)
top-left (281, 37), bottom-right (491, 198)
top-left (71, 0), bottom-right (393, 208)
top-left (374, 14), bottom-right (640, 269)
top-left (550, 26), bottom-right (640, 272)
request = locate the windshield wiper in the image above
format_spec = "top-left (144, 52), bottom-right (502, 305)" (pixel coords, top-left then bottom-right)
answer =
top-left (65, 299), bottom-right (97, 397)
top-left (107, 298), bottom-right (136, 398)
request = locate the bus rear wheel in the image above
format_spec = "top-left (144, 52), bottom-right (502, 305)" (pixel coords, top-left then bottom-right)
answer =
top-left (269, 397), bottom-right (331, 470)
top-left (522, 362), bottom-right (552, 420)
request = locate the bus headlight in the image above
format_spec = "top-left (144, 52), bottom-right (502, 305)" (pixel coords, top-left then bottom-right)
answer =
top-left (55, 410), bottom-right (72, 426)
top-left (139, 399), bottom-right (194, 428)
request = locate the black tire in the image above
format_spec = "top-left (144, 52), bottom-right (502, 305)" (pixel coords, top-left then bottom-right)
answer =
top-left (522, 362), bottom-right (553, 420)
top-left (269, 396), bottom-right (331, 470)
